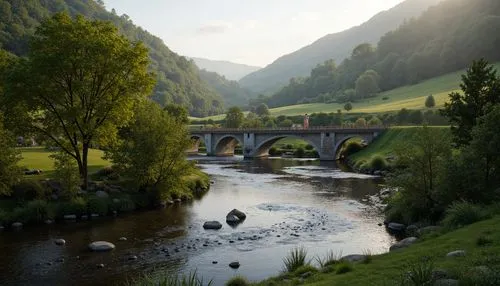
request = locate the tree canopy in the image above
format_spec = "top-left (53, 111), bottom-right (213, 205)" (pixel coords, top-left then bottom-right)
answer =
top-left (224, 107), bottom-right (244, 128)
top-left (4, 13), bottom-right (154, 189)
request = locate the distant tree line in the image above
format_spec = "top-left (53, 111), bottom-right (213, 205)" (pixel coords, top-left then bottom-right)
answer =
top-left (251, 0), bottom-right (500, 109)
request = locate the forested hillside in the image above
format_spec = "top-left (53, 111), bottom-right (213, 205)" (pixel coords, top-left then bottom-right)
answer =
top-left (192, 57), bottom-right (261, 81)
top-left (0, 0), bottom-right (223, 117)
top-left (239, 0), bottom-right (441, 95)
top-left (198, 69), bottom-right (255, 108)
top-left (256, 0), bottom-right (500, 108)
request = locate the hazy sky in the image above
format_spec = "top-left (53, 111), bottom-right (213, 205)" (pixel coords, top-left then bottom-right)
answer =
top-left (103, 0), bottom-right (405, 67)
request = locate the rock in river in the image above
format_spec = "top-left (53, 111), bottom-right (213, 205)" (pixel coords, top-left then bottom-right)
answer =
top-left (203, 221), bottom-right (222, 230)
top-left (54, 239), bottom-right (66, 246)
top-left (229, 261), bottom-right (240, 269)
top-left (11, 222), bottom-right (23, 228)
top-left (228, 209), bottom-right (246, 220)
top-left (387, 222), bottom-right (406, 232)
top-left (88, 241), bottom-right (116, 252)
top-left (226, 214), bottom-right (240, 224)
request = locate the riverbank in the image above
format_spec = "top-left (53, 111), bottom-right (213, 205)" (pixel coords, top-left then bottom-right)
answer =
top-left (253, 216), bottom-right (500, 286)
top-left (346, 126), bottom-right (451, 174)
top-left (0, 148), bottom-right (210, 230)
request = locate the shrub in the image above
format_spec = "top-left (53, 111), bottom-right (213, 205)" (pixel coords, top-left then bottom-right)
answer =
top-left (476, 235), bottom-right (493, 247)
top-left (397, 257), bottom-right (434, 286)
top-left (11, 180), bottom-right (49, 202)
top-left (294, 147), bottom-right (305, 158)
top-left (51, 152), bottom-right (81, 199)
top-left (342, 141), bottom-right (363, 157)
top-left (283, 247), bottom-right (308, 272)
top-left (10, 200), bottom-right (55, 224)
top-left (225, 276), bottom-right (249, 286)
top-left (269, 147), bottom-right (278, 156)
top-left (442, 201), bottom-right (490, 228)
top-left (335, 262), bottom-right (353, 274)
top-left (305, 144), bottom-right (314, 150)
top-left (285, 144), bottom-right (294, 150)
top-left (87, 196), bottom-right (109, 216)
top-left (57, 197), bottom-right (87, 217)
top-left (369, 155), bottom-right (388, 171)
top-left (362, 249), bottom-right (373, 264)
top-left (382, 96), bottom-right (389, 100)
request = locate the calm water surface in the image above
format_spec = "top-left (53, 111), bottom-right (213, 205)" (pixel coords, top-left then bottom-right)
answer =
top-left (0, 156), bottom-right (394, 286)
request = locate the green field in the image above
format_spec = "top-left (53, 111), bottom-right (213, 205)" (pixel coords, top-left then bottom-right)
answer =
top-left (192, 63), bottom-right (500, 121)
top-left (18, 147), bottom-right (110, 177)
top-left (257, 216), bottom-right (500, 286)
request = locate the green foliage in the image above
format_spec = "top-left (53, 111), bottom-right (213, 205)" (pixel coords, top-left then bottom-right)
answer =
top-left (283, 247), bottom-right (308, 273)
top-left (268, 147), bottom-right (279, 156)
top-left (87, 196), bottom-right (109, 216)
top-left (278, 119), bottom-right (293, 127)
top-left (241, 112), bottom-right (263, 128)
top-left (0, 118), bottom-right (21, 196)
top-left (294, 265), bottom-right (318, 276)
top-left (441, 59), bottom-right (500, 146)
top-left (476, 235), bottom-right (493, 247)
top-left (294, 147), bottom-right (305, 158)
top-left (442, 201), bottom-right (490, 228)
top-left (397, 257), bottom-right (434, 286)
top-left (315, 250), bottom-right (343, 268)
top-left (164, 104), bottom-right (189, 125)
top-left (131, 270), bottom-right (213, 286)
top-left (51, 152), bottom-right (81, 199)
top-left (335, 262), bottom-right (354, 275)
top-left (4, 13), bottom-right (154, 190)
top-left (255, 103), bottom-right (270, 117)
top-left (368, 116), bottom-right (382, 126)
top-left (56, 197), bottom-right (87, 217)
top-left (342, 141), bottom-right (364, 157)
top-left (425, 95), bottom-right (435, 108)
top-left (387, 126), bottom-right (452, 223)
top-left (107, 100), bottom-right (193, 202)
top-left (10, 200), bottom-right (55, 224)
top-left (369, 155), bottom-right (388, 171)
top-left (198, 69), bottom-right (254, 108)
top-left (344, 102), bottom-right (353, 112)
top-left (11, 180), bottom-right (48, 202)
top-left (305, 144), bottom-right (314, 150)
top-left (355, 70), bottom-right (380, 99)
top-left (225, 107), bottom-right (244, 128)
top-left (225, 276), bottom-right (250, 286)
top-left (355, 117), bottom-right (367, 127)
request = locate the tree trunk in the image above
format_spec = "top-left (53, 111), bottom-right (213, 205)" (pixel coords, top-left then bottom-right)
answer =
top-left (82, 143), bottom-right (89, 190)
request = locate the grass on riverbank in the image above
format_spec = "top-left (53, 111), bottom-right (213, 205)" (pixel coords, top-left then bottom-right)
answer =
top-left (191, 62), bottom-right (500, 121)
top-left (255, 216), bottom-right (500, 286)
top-left (348, 126), bottom-right (451, 170)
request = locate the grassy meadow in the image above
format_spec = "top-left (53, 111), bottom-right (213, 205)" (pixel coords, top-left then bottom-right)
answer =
top-left (18, 147), bottom-right (110, 177)
top-left (192, 62), bottom-right (500, 121)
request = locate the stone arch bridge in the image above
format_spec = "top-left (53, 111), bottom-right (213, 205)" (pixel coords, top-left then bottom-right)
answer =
top-left (189, 127), bottom-right (385, 161)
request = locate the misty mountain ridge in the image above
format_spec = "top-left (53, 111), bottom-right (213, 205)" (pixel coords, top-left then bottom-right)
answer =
top-left (191, 57), bottom-right (261, 81)
top-left (239, 0), bottom-right (443, 95)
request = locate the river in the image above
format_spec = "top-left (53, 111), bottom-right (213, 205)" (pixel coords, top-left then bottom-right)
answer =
top-left (0, 156), bottom-right (394, 286)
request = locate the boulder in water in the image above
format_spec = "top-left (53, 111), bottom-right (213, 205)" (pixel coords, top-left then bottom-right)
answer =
top-left (203, 221), bottom-right (222, 230)
top-left (88, 241), bottom-right (116, 252)
top-left (228, 209), bottom-right (246, 220)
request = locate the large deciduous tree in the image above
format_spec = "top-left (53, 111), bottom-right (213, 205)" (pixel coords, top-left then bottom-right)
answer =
top-left (107, 100), bottom-right (193, 198)
top-left (5, 13), bottom-right (154, 190)
top-left (224, 106), bottom-right (244, 128)
top-left (440, 59), bottom-right (500, 146)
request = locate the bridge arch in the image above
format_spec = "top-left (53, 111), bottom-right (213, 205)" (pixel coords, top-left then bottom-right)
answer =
top-left (188, 135), bottom-right (205, 154)
top-left (254, 135), bottom-right (321, 158)
top-left (214, 135), bottom-right (243, 156)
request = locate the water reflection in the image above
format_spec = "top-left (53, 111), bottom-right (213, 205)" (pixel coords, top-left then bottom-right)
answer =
top-left (0, 156), bottom-right (393, 286)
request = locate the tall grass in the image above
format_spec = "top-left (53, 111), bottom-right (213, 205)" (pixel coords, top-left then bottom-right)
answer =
top-left (397, 257), bottom-right (434, 286)
top-left (130, 271), bottom-right (213, 286)
top-left (283, 247), bottom-right (308, 272)
top-left (225, 276), bottom-right (249, 286)
top-left (315, 250), bottom-right (343, 268)
top-left (442, 201), bottom-right (490, 228)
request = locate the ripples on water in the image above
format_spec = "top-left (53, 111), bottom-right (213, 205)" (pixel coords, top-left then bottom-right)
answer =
top-left (0, 156), bottom-right (394, 286)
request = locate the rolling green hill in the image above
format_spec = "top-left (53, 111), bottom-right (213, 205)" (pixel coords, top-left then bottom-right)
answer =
top-left (191, 62), bottom-right (500, 120)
